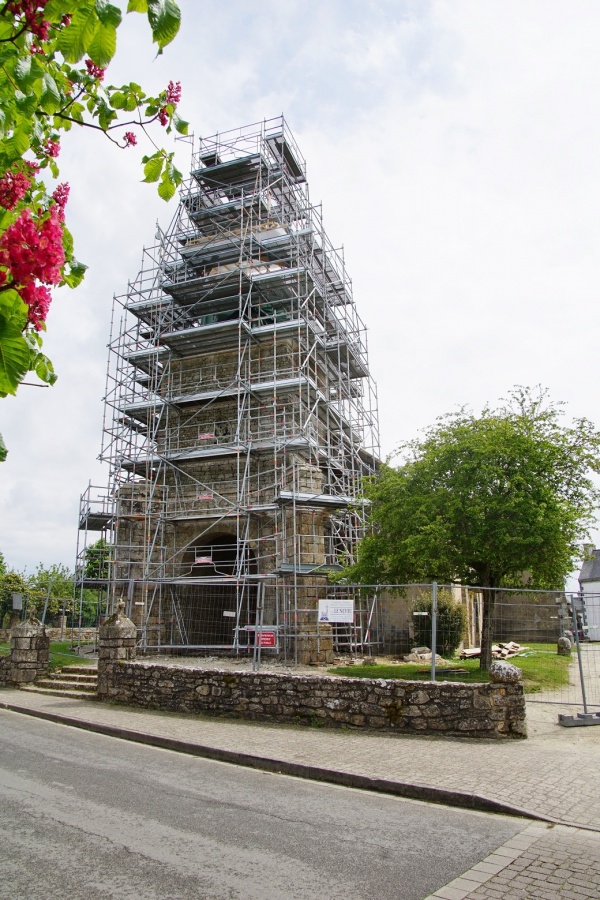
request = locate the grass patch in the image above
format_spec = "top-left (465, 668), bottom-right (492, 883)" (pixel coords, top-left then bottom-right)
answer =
top-left (328, 643), bottom-right (572, 694)
top-left (48, 641), bottom-right (95, 670)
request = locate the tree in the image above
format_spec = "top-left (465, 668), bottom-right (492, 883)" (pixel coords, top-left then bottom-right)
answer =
top-left (347, 387), bottom-right (600, 669)
top-left (0, 0), bottom-right (184, 458)
top-left (83, 536), bottom-right (111, 580)
top-left (0, 560), bottom-right (27, 626)
top-left (27, 561), bottom-right (74, 619)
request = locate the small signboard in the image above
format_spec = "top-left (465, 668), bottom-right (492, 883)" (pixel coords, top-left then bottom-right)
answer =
top-left (11, 592), bottom-right (23, 610)
top-left (197, 493), bottom-right (214, 500)
top-left (257, 631), bottom-right (276, 647)
top-left (194, 556), bottom-right (213, 564)
top-left (198, 432), bottom-right (214, 440)
top-left (318, 598), bottom-right (354, 623)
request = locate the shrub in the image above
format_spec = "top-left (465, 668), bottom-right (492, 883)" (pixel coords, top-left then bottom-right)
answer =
top-left (412, 590), bottom-right (466, 658)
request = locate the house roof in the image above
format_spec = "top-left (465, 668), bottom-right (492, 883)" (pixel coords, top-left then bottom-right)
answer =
top-left (579, 549), bottom-right (600, 583)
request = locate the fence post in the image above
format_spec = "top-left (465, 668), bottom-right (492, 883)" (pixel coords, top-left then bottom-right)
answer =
top-left (97, 599), bottom-right (136, 699)
top-left (571, 593), bottom-right (588, 715)
top-left (431, 581), bottom-right (437, 682)
top-left (9, 606), bottom-right (49, 684)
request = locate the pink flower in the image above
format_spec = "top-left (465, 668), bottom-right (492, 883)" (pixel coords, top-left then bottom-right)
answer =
top-left (165, 80), bottom-right (181, 105)
top-left (124, 131), bottom-right (137, 147)
top-left (85, 59), bottom-right (105, 81)
top-left (19, 282), bottom-right (52, 330)
top-left (7, 1), bottom-right (50, 42)
top-left (158, 108), bottom-right (169, 127)
top-left (0, 169), bottom-right (32, 210)
top-left (44, 139), bottom-right (60, 158)
top-left (0, 207), bottom-right (64, 287)
top-left (52, 182), bottom-right (70, 220)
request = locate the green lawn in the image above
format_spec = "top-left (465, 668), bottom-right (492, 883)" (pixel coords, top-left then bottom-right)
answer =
top-left (0, 640), bottom-right (94, 670)
top-left (328, 643), bottom-right (572, 694)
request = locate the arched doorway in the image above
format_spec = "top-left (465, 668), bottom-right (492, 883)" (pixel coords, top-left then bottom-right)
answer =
top-left (175, 534), bottom-right (258, 647)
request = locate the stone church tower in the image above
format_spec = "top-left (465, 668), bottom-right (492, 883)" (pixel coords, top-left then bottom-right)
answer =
top-left (77, 117), bottom-right (379, 664)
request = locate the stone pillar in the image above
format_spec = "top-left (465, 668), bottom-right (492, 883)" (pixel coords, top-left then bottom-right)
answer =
top-left (295, 609), bottom-right (334, 665)
top-left (97, 599), bottom-right (137, 698)
top-left (9, 608), bottom-right (49, 684)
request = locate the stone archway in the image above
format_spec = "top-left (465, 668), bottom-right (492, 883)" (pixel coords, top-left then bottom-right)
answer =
top-left (175, 533), bottom-right (258, 647)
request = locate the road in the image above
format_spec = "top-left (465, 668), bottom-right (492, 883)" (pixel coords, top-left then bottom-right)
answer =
top-left (0, 710), bottom-right (528, 900)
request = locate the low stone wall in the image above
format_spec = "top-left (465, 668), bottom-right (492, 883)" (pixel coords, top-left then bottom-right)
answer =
top-left (99, 662), bottom-right (527, 739)
top-left (0, 654), bottom-right (10, 686)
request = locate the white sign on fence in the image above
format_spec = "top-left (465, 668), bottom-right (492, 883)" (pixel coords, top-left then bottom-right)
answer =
top-left (317, 598), bottom-right (354, 623)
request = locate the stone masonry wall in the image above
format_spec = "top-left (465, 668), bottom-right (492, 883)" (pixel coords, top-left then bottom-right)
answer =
top-left (98, 660), bottom-right (527, 739)
top-left (0, 654), bottom-right (10, 686)
top-left (0, 616), bottom-right (49, 685)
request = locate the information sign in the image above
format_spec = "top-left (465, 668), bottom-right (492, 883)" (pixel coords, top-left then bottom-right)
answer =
top-left (317, 598), bottom-right (354, 623)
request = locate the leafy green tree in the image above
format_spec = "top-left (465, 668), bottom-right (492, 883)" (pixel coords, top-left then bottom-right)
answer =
top-left (0, 567), bottom-right (27, 626)
top-left (27, 561), bottom-right (74, 619)
top-left (348, 388), bottom-right (600, 669)
top-left (0, 0), bottom-right (184, 458)
top-left (83, 537), bottom-right (111, 579)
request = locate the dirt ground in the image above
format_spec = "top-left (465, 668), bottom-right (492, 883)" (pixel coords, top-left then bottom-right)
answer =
top-left (135, 652), bottom-right (397, 677)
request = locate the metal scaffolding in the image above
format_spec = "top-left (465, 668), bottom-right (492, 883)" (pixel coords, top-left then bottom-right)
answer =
top-left (75, 116), bottom-right (380, 662)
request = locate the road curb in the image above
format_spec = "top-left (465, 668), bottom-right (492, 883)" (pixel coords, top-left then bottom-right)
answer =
top-left (2, 699), bottom-right (598, 832)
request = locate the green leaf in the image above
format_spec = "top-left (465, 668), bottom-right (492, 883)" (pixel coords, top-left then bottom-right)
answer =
top-left (62, 260), bottom-right (87, 289)
top-left (146, 0), bottom-right (181, 49)
top-left (40, 73), bottom-right (62, 114)
top-left (13, 55), bottom-right (32, 85)
top-left (95, 0), bottom-right (122, 27)
top-left (15, 93), bottom-right (39, 118)
top-left (142, 153), bottom-right (163, 183)
top-left (88, 22), bottom-right (118, 67)
top-left (0, 294), bottom-right (30, 396)
top-left (69, 102), bottom-right (85, 123)
top-left (97, 100), bottom-right (117, 130)
top-left (127, 0), bottom-right (148, 12)
top-left (61, 224), bottom-right (74, 257)
top-left (173, 113), bottom-right (189, 135)
top-left (44, 0), bottom-right (77, 22)
top-left (0, 432), bottom-right (7, 462)
top-left (34, 353), bottom-right (58, 386)
top-left (109, 90), bottom-right (138, 112)
top-left (108, 90), bottom-right (127, 109)
top-left (56, 5), bottom-right (99, 63)
top-left (6, 127), bottom-right (31, 158)
top-left (157, 168), bottom-right (176, 201)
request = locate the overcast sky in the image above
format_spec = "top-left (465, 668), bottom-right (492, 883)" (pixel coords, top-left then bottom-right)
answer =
top-left (2, 0), bottom-right (600, 581)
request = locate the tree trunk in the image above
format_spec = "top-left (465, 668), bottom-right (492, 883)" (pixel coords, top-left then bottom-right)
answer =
top-left (479, 587), bottom-right (496, 671)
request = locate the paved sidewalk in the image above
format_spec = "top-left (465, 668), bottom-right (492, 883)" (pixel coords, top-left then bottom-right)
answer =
top-left (1, 687), bottom-right (598, 830)
top-left (427, 823), bottom-right (600, 900)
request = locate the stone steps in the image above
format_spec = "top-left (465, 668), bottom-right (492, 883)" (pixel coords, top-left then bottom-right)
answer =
top-left (22, 664), bottom-right (98, 699)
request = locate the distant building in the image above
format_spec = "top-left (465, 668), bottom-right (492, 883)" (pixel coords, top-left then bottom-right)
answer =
top-left (577, 546), bottom-right (600, 640)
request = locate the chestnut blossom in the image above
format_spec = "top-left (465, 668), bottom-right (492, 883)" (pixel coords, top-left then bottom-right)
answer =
top-left (0, 169), bottom-right (32, 210)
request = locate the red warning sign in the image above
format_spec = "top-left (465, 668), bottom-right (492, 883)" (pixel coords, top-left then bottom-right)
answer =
top-left (257, 631), bottom-right (276, 647)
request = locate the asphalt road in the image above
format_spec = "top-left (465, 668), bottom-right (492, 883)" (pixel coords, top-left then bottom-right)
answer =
top-left (0, 710), bottom-right (527, 900)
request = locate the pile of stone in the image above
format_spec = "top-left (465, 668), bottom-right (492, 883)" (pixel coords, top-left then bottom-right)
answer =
top-left (403, 646), bottom-right (446, 664)
top-left (459, 641), bottom-right (527, 660)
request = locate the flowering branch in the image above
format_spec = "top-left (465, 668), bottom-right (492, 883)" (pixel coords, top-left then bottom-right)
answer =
top-left (0, 0), bottom-right (184, 459)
